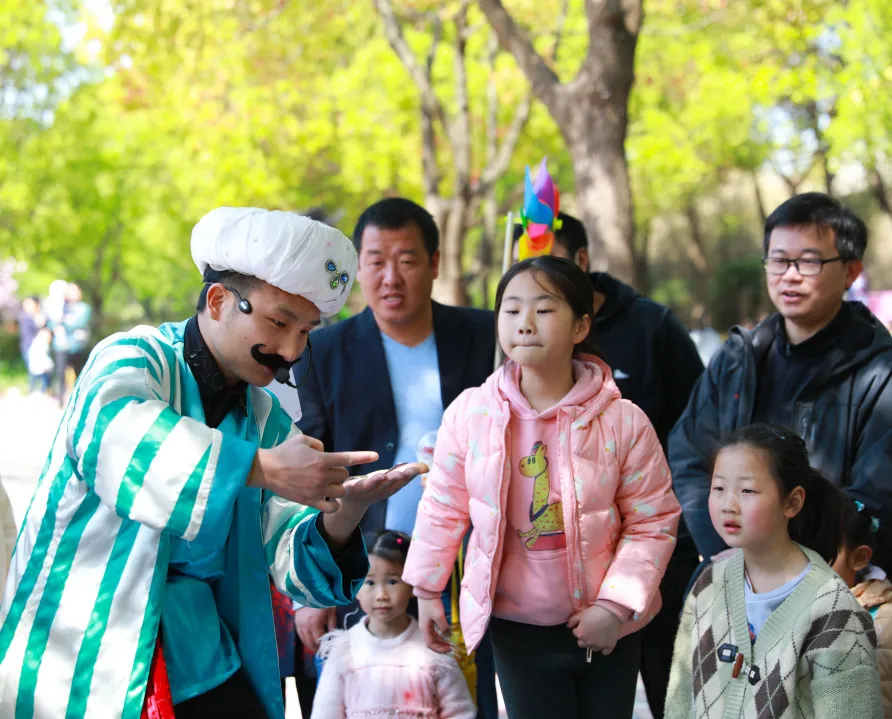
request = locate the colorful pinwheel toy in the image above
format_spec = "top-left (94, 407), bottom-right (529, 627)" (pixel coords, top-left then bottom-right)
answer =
top-left (517, 157), bottom-right (561, 261)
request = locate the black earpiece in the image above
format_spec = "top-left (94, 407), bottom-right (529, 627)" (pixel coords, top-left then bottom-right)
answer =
top-left (223, 286), bottom-right (252, 314)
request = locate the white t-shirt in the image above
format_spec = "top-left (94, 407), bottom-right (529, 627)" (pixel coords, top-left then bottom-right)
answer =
top-left (380, 332), bottom-right (443, 535)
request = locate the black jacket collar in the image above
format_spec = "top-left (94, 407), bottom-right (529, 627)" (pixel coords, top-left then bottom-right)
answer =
top-left (183, 315), bottom-right (248, 428)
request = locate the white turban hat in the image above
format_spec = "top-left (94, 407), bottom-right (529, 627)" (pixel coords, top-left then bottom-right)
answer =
top-left (191, 207), bottom-right (357, 317)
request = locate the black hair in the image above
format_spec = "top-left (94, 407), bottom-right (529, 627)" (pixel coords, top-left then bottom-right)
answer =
top-left (763, 192), bottom-right (868, 260)
top-left (369, 530), bottom-right (411, 566)
top-left (840, 495), bottom-right (879, 553)
top-left (512, 211), bottom-right (588, 259)
top-left (196, 269), bottom-right (262, 312)
top-left (719, 423), bottom-right (843, 563)
top-left (352, 198), bottom-right (439, 259)
top-left (494, 256), bottom-right (602, 359)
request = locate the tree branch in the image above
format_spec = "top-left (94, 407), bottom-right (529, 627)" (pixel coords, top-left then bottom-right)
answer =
top-left (451, 1), bottom-right (472, 186)
top-left (684, 200), bottom-right (709, 273)
top-left (752, 171), bottom-right (768, 226)
top-left (580, 0), bottom-right (641, 79)
top-left (551, 0), bottom-right (572, 62)
top-left (475, 0), bottom-right (560, 107)
top-left (475, 0), bottom-right (570, 195)
top-left (476, 96), bottom-right (530, 195)
top-left (374, 0), bottom-right (450, 135)
top-left (420, 17), bottom-right (443, 197)
top-left (869, 162), bottom-right (892, 218)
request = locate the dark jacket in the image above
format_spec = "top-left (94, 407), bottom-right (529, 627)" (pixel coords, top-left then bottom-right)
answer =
top-left (297, 302), bottom-right (495, 536)
top-left (669, 301), bottom-right (892, 562)
top-left (590, 272), bottom-right (704, 450)
top-left (590, 272), bottom-right (704, 559)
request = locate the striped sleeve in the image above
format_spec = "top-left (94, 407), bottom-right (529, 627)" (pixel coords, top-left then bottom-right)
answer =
top-left (260, 418), bottom-right (368, 608)
top-left (66, 333), bottom-right (257, 542)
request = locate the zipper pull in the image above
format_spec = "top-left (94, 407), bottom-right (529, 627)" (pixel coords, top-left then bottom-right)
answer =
top-left (586, 647), bottom-right (593, 663)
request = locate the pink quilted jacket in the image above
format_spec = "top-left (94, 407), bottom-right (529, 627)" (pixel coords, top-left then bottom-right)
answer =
top-left (403, 357), bottom-right (681, 652)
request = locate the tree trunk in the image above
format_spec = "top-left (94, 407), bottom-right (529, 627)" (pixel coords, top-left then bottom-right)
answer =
top-left (433, 195), bottom-right (472, 306)
top-left (684, 199), bottom-right (711, 301)
top-left (479, 193), bottom-right (497, 306)
top-left (477, 0), bottom-right (641, 283)
top-left (630, 218), bottom-right (650, 294)
top-left (684, 200), bottom-right (709, 274)
top-left (752, 171), bottom-right (768, 226)
top-left (566, 123), bottom-right (635, 281)
top-left (869, 165), bottom-right (892, 219)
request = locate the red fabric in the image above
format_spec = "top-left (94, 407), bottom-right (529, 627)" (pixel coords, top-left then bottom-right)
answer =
top-left (141, 640), bottom-right (176, 719)
top-left (270, 583), bottom-right (296, 671)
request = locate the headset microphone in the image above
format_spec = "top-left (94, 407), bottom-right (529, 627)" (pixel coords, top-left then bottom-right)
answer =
top-left (251, 338), bottom-right (313, 389)
top-left (223, 286), bottom-right (252, 314)
top-left (275, 366), bottom-right (296, 387)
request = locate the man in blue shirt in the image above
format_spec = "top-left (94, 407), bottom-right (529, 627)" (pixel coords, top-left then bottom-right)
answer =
top-left (296, 198), bottom-right (497, 718)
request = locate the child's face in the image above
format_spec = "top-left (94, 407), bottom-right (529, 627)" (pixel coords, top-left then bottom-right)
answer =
top-left (357, 555), bottom-right (413, 630)
top-left (709, 445), bottom-right (804, 552)
top-left (497, 270), bottom-right (590, 369)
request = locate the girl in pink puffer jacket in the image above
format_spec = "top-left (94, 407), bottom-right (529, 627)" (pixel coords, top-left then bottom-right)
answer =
top-left (403, 256), bottom-right (681, 719)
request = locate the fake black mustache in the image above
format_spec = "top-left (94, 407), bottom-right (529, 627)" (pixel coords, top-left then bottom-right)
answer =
top-left (250, 344), bottom-right (296, 384)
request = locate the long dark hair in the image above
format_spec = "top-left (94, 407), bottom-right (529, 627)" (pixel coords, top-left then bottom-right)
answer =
top-left (369, 530), bottom-right (411, 566)
top-left (719, 423), bottom-right (843, 563)
top-left (494, 256), bottom-right (601, 358)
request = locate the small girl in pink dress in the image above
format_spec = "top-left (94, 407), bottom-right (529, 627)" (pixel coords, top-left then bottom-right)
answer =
top-left (311, 531), bottom-right (475, 719)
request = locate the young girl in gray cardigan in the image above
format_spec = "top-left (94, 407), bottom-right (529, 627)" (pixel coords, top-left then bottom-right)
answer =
top-left (666, 424), bottom-right (882, 719)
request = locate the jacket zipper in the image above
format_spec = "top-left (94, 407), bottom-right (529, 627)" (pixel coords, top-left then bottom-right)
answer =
top-left (487, 402), bottom-right (511, 611)
top-left (560, 410), bottom-right (592, 663)
top-left (561, 410), bottom-right (587, 613)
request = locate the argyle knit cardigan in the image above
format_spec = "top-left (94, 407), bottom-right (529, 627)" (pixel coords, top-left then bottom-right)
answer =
top-left (665, 546), bottom-right (883, 719)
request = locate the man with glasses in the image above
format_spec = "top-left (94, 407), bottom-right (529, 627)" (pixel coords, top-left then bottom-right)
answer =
top-left (669, 192), bottom-right (892, 569)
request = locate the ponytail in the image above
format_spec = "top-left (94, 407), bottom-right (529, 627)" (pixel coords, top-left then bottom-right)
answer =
top-left (788, 467), bottom-right (843, 564)
top-left (369, 529), bottom-right (411, 566)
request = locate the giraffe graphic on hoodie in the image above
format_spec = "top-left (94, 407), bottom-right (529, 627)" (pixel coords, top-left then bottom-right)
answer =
top-left (516, 441), bottom-right (566, 551)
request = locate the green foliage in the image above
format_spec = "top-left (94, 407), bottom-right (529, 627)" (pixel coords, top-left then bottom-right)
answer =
top-left (1, 0), bottom-right (892, 331)
top-left (0, 325), bottom-right (27, 392)
top-left (651, 277), bottom-right (695, 321)
top-left (709, 257), bottom-right (768, 331)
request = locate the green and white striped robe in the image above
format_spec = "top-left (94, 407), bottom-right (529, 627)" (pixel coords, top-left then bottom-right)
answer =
top-left (0, 321), bottom-right (368, 719)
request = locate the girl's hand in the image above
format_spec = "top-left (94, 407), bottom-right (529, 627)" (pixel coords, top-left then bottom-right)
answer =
top-left (418, 597), bottom-right (452, 654)
top-left (567, 605), bottom-right (622, 656)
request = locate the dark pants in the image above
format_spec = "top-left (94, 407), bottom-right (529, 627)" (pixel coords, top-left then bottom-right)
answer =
top-left (639, 549), bottom-right (700, 719)
top-left (490, 617), bottom-right (641, 719)
top-left (174, 669), bottom-right (268, 719)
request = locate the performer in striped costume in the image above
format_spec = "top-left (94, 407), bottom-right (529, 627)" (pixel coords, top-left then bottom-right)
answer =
top-left (0, 208), bottom-right (426, 719)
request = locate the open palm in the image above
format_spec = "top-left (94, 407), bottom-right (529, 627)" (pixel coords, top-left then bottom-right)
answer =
top-left (342, 462), bottom-right (429, 507)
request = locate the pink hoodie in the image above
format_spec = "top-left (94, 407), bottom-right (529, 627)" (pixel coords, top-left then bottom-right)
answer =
top-left (403, 356), bottom-right (681, 652)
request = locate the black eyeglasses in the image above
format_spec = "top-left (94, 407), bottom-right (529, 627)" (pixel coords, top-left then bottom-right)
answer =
top-left (762, 256), bottom-right (846, 276)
